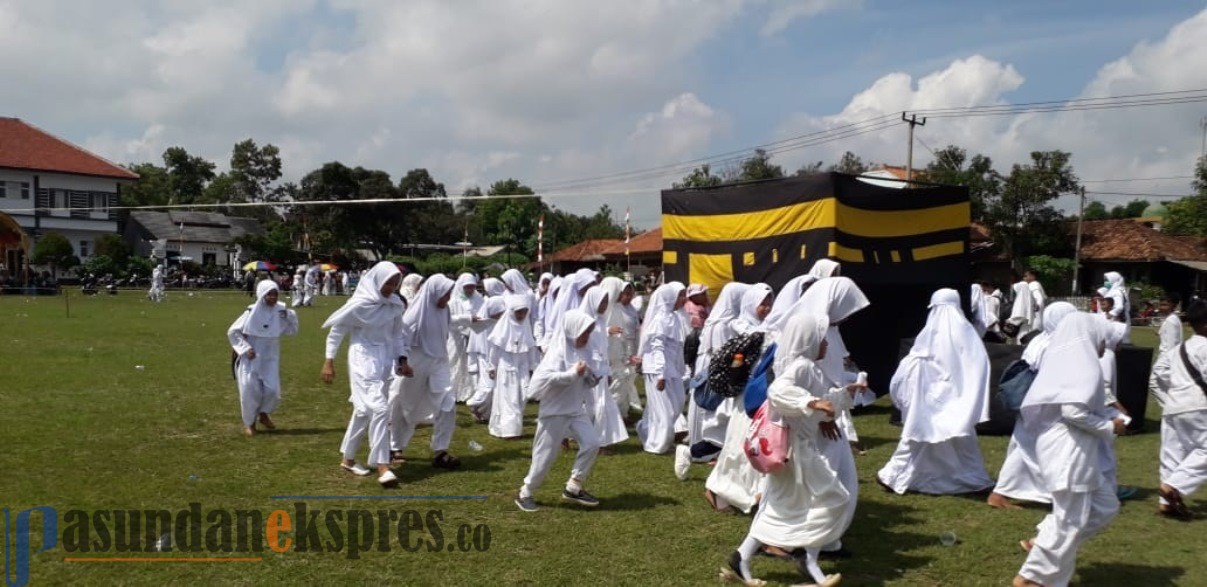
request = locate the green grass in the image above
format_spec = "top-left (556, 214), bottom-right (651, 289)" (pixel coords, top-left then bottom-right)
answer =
top-left (0, 291), bottom-right (1200, 586)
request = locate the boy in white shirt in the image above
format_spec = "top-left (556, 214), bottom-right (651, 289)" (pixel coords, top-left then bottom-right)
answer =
top-left (1151, 300), bottom-right (1207, 520)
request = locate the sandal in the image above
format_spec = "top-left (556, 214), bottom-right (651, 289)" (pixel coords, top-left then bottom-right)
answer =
top-left (432, 451), bottom-right (462, 470)
top-left (1158, 485), bottom-right (1192, 520)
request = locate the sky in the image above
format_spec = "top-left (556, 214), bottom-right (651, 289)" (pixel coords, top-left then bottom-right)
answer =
top-left (3, 0), bottom-right (1207, 230)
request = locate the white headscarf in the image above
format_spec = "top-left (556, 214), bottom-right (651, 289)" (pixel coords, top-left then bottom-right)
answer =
top-left (578, 286), bottom-right (609, 331)
top-left (541, 310), bottom-right (594, 371)
top-left (243, 280), bottom-right (286, 336)
top-left (501, 269), bottom-right (531, 295)
top-left (794, 276), bottom-right (871, 382)
top-left (1020, 313), bottom-right (1106, 424)
top-left (401, 273), bottom-right (423, 302)
top-left (701, 282), bottom-right (749, 355)
top-left (892, 288), bottom-right (990, 442)
top-left (765, 275), bottom-right (814, 332)
top-left (488, 294), bottom-right (536, 354)
top-left (638, 282), bottom-right (686, 355)
top-left (403, 274), bottom-right (454, 358)
top-left (321, 261), bottom-right (403, 329)
top-left (731, 283), bottom-right (773, 335)
top-left (600, 277), bottom-right (627, 327)
top-left (775, 309), bottom-right (830, 375)
top-left (454, 273), bottom-right (478, 298)
top-left (1021, 302), bottom-right (1078, 369)
top-left (1104, 271), bottom-right (1129, 318)
top-left (970, 283), bottom-right (989, 335)
top-left (540, 276), bottom-right (564, 337)
top-left (482, 277), bottom-right (507, 298)
top-left (1010, 281), bottom-right (1034, 323)
top-left (544, 271), bottom-right (596, 343)
top-left (808, 258), bottom-right (841, 280)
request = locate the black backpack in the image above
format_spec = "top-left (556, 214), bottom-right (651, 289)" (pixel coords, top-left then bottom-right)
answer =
top-left (707, 331), bottom-right (766, 398)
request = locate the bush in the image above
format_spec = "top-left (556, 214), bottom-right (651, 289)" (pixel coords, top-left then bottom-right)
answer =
top-left (1025, 255), bottom-right (1077, 294)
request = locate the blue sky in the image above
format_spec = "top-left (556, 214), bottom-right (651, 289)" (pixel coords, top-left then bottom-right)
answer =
top-left (2, 0), bottom-right (1206, 228)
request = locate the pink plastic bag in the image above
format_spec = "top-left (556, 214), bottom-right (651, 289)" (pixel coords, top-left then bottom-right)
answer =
top-left (744, 400), bottom-right (790, 474)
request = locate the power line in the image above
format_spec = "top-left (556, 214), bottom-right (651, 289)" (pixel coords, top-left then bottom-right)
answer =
top-left (1082, 175), bottom-right (1195, 183)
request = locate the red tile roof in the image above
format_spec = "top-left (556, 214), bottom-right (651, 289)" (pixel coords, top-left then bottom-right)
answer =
top-left (545, 239), bottom-right (623, 262)
top-left (868, 164), bottom-right (910, 180)
top-left (1077, 219), bottom-right (1207, 262)
top-left (603, 227), bottom-right (662, 256)
top-left (0, 117), bottom-right (139, 180)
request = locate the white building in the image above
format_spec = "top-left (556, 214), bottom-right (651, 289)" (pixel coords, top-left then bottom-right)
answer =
top-left (0, 117), bottom-right (139, 277)
top-left (124, 210), bottom-right (263, 268)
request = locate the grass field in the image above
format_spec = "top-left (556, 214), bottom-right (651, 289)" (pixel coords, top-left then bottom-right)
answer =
top-left (0, 290), bottom-right (1201, 586)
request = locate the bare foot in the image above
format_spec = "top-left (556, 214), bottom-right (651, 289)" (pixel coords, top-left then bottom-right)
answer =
top-left (988, 492), bottom-right (1022, 509)
top-left (1019, 538), bottom-right (1034, 552)
top-left (258, 413), bottom-right (276, 430)
top-left (1012, 575), bottom-right (1042, 587)
top-left (242, 426), bottom-right (256, 437)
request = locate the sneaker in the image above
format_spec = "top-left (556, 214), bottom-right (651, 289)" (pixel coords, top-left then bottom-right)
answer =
top-left (378, 470), bottom-right (399, 488)
top-left (514, 494), bottom-right (539, 512)
top-left (674, 444), bottom-right (691, 481)
top-left (562, 488), bottom-right (600, 507)
top-left (341, 462), bottom-right (372, 477)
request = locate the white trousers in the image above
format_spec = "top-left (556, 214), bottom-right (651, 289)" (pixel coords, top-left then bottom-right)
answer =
top-left (339, 345), bottom-right (393, 467)
top-left (235, 363), bottom-right (280, 427)
top-left (392, 353), bottom-right (456, 454)
top-left (1160, 410), bottom-right (1207, 503)
top-left (1018, 485), bottom-right (1119, 587)
top-left (520, 414), bottom-right (600, 498)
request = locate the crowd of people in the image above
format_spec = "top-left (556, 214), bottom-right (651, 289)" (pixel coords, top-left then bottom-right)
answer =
top-left (221, 259), bottom-right (1206, 587)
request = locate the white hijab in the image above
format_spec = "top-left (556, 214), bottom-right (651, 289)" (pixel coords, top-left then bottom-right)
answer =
top-left (403, 273), bottom-right (454, 358)
top-left (578, 286), bottom-right (609, 332)
top-left (501, 269), bottom-right (531, 295)
top-left (482, 277), bottom-right (507, 298)
top-left (808, 258), bottom-right (841, 280)
top-left (1010, 281), bottom-right (1034, 323)
top-left (892, 288), bottom-right (990, 442)
top-left (1020, 313), bottom-right (1106, 425)
top-left (1021, 302), bottom-right (1078, 369)
top-left (243, 280), bottom-right (286, 337)
top-left (401, 273), bottom-right (423, 303)
top-left (488, 294), bottom-right (536, 354)
top-left (545, 272), bottom-right (595, 341)
top-left (731, 283), bottom-right (773, 335)
top-left (794, 276), bottom-right (871, 382)
top-left (775, 309), bottom-right (830, 375)
top-left (638, 281), bottom-right (686, 355)
top-left (600, 277), bottom-right (628, 328)
top-left (969, 283), bottom-right (989, 335)
top-left (700, 282), bottom-right (749, 355)
top-left (321, 261), bottom-right (403, 329)
top-left (541, 310), bottom-right (594, 371)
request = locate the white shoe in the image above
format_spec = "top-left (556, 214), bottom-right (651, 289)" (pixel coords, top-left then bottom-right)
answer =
top-left (674, 444), bottom-right (691, 481)
top-left (378, 470), bottom-right (399, 488)
top-left (341, 462), bottom-right (372, 477)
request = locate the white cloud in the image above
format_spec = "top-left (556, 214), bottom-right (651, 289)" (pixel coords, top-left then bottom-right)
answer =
top-left (774, 10), bottom-right (1207, 206)
top-left (760, 0), bottom-right (858, 37)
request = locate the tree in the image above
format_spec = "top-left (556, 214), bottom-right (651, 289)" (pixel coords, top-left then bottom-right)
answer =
top-left (924, 146), bottom-right (1001, 221)
top-left (31, 231), bottom-right (78, 275)
top-left (736, 149), bottom-right (784, 182)
top-left (828, 151), bottom-right (867, 175)
top-left (229, 139), bottom-right (283, 203)
top-left (1109, 199), bottom-right (1149, 219)
top-left (1082, 200), bottom-right (1109, 220)
top-left (162, 147), bottom-right (216, 204)
top-left (121, 163), bottom-right (172, 208)
top-left (796, 160), bottom-right (825, 175)
top-left (398, 168), bottom-right (457, 247)
top-left (985, 150), bottom-right (1080, 264)
top-left (1163, 155), bottom-right (1207, 236)
top-left (94, 233), bottom-right (131, 265)
top-left (674, 164), bottom-right (724, 189)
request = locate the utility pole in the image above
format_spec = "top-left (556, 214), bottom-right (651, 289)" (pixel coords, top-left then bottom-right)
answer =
top-left (1072, 186), bottom-right (1086, 296)
top-left (1200, 116), bottom-right (1206, 160)
top-left (902, 112), bottom-right (927, 185)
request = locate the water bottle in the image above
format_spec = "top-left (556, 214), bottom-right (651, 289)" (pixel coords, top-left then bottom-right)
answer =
top-left (468, 440), bottom-right (484, 453)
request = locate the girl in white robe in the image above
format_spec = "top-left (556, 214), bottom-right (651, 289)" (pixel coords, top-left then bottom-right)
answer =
top-left (393, 274), bottom-right (463, 470)
top-left (448, 273), bottom-right (484, 403)
top-left (637, 282), bottom-right (689, 455)
top-left (579, 286), bottom-right (629, 447)
top-left (515, 310), bottom-right (603, 512)
top-left (723, 312), bottom-right (859, 587)
top-left (533, 273), bottom-right (554, 343)
top-left (989, 302), bottom-right (1079, 508)
top-left (322, 261), bottom-right (408, 487)
top-left (487, 295), bottom-right (540, 439)
top-left (228, 280), bottom-right (299, 436)
top-left (467, 278), bottom-right (509, 420)
top-left (704, 284), bottom-right (774, 513)
top-left (1015, 314), bottom-right (1123, 587)
top-left (543, 271), bottom-right (595, 348)
top-left (681, 282), bottom-right (749, 474)
top-left (604, 278), bottom-right (643, 416)
top-left (793, 277), bottom-right (873, 452)
top-left (877, 288), bottom-right (994, 495)
top-left (1009, 281), bottom-right (1037, 341)
top-left (291, 267), bottom-right (306, 307)
top-left (149, 265), bottom-right (166, 302)
top-left (537, 276), bottom-right (562, 348)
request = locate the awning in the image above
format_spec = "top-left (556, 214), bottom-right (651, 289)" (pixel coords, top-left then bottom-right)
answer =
top-left (1168, 259), bottom-right (1207, 272)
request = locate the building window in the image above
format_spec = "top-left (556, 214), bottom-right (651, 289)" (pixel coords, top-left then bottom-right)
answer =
top-left (202, 252), bottom-right (217, 266)
top-left (20, 182), bottom-right (29, 199)
top-left (80, 240), bottom-right (90, 258)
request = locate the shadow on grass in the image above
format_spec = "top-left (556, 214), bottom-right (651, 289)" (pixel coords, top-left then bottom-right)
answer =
top-left (1077, 562), bottom-right (1185, 586)
top-left (265, 427), bottom-right (346, 436)
top-left (592, 491), bottom-right (681, 511)
top-left (787, 499), bottom-right (937, 586)
top-left (392, 444), bottom-right (530, 483)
